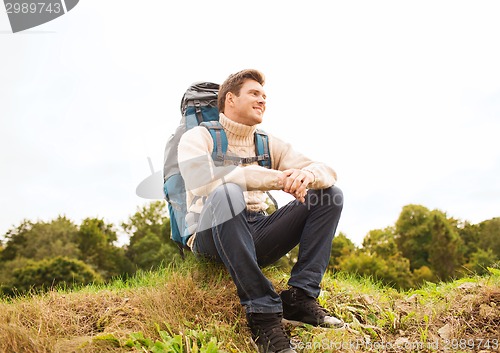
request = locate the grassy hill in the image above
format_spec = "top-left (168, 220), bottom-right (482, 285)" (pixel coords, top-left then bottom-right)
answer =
top-left (1, 257), bottom-right (499, 353)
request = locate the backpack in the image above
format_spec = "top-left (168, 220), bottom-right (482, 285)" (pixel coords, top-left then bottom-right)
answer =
top-left (163, 82), bottom-right (273, 254)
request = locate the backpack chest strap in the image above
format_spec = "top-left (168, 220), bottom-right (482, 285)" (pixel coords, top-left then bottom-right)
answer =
top-left (200, 121), bottom-right (271, 168)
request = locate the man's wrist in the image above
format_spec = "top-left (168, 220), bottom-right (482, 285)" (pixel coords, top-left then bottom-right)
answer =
top-left (302, 169), bottom-right (316, 183)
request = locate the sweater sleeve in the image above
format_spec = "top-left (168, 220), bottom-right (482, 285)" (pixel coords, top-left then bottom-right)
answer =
top-left (178, 127), bottom-right (284, 197)
top-left (269, 134), bottom-right (337, 189)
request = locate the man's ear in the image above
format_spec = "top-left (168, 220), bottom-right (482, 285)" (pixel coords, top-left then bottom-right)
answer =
top-left (226, 92), bottom-right (234, 106)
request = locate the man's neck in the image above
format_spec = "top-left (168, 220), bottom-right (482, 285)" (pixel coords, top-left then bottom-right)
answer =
top-left (220, 113), bottom-right (257, 137)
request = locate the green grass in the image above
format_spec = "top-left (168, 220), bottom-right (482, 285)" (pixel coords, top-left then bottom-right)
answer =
top-left (1, 258), bottom-right (499, 353)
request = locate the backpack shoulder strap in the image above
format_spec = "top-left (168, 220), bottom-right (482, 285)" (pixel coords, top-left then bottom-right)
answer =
top-left (254, 129), bottom-right (277, 209)
top-left (254, 129), bottom-right (271, 169)
top-left (200, 121), bottom-right (228, 165)
top-left (200, 123), bottom-right (272, 169)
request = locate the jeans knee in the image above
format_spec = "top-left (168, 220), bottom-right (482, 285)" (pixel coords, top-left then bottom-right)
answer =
top-left (212, 183), bottom-right (243, 199)
top-left (329, 186), bottom-right (344, 209)
top-left (307, 186), bottom-right (343, 211)
top-left (210, 183), bottom-right (246, 211)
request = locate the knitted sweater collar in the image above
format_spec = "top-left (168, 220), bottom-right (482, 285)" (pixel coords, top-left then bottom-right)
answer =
top-left (219, 113), bottom-right (257, 138)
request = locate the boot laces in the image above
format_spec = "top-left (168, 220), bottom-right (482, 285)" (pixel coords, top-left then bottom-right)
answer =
top-left (294, 289), bottom-right (328, 320)
top-left (250, 314), bottom-right (291, 352)
top-left (259, 323), bottom-right (290, 351)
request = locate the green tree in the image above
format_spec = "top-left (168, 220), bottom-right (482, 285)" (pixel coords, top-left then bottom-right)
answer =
top-left (339, 227), bottom-right (414, 289)
top-left (427, 211), bottom-right (464, 281)
top-left (362, 227), bottom-right (399, 258)
top-left (478, 217), bottom-right (500, 257)
top-left (0, 217), bottom-right (80, 262)
top-left (394, 204), bottom-right (433, 271)
top-left (394, 205), bottom-right (466, 281)
top-left (1, 220), bottom-right (33, 262)
top-left (463, 248), bottom-right (498, 276)
top-left (76, 218), bottom-right (133, 280)
top-left (123, 201), bottom-right (181, 270)
top-left (128, 231), bottom-right (174, 270)
top-left (329, 232), bottom-right (356, 271)
top-left (456, 221), bottom-right (481, 262)
top-left (339, 250), bottom-right (413, 290)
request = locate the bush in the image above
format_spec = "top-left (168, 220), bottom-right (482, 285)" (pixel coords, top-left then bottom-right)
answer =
top-left (11, 256), bottom-right (102, 293)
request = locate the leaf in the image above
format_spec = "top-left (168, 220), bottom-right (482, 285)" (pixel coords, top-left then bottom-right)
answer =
top-left (151, 341), bottom-right (169, 353)
top-left (92, 333), bottom-right (121, 347)
top-left (487, 267), bottom-right (500, 276)
top-left (202, 338), bottom-right (220, 353)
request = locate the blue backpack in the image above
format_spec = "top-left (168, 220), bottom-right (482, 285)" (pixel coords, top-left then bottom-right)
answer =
top-left (163, 82), bottom-right (272, 253)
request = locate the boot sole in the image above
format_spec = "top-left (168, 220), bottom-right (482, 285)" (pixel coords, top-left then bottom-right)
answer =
top-left (250, 338), bottom-right (297, 353)
top-left (282, 318), bottom-right (345, 329)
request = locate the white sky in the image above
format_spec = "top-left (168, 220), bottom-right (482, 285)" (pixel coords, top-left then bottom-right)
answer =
top-left (1, 0), bottom-right (499, 246)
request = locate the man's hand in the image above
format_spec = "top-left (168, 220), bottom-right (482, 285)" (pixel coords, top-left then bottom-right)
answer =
top-left (280, 169), bottom-right (314, 203)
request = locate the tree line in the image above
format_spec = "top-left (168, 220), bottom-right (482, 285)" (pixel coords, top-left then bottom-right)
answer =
top-left (328, 204), bottom-right (500, 289)
top-left (0, 202), bottom-right (498, 295)
top-left (0, 201), bottom-right (181, 296)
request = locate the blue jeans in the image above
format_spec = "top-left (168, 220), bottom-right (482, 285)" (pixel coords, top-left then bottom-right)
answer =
top-left (192, 183), bottom-right (343, 314)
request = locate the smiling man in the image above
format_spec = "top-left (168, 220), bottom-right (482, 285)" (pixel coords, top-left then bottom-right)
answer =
top-left (178, 69), bottom-right (344, 353)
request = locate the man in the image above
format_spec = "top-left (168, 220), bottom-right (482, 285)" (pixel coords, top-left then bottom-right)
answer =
top-left (178, 69), bottom-right (343, 353)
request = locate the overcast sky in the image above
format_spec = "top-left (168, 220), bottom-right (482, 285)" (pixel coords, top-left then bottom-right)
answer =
top-left (1, 0), bottom-right (499, 246)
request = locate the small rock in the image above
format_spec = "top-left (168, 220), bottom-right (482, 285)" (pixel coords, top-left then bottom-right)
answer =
top-left (438, 323), bottom-right (453, 340)
top-left (406, 294), bottom-right (419, 302)
top-left (395, 337), bottom-right (410, 346)
top-left (457, 282), bottom-right (479, 291)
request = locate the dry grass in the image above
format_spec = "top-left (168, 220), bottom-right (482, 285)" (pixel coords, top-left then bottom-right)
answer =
top-left (0, 261), bottom-right (499, 353)
top-left (0, 261), bottom-right (249, 353)
top-left (302, 273), bottom-right (500, 352)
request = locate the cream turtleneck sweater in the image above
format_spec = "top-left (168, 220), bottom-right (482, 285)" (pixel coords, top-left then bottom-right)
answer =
top-left (178, 113), bottom-right (337, 245)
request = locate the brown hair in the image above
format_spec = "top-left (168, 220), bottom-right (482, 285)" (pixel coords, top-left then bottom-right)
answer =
top-left (218, 69), bottom-right (265, 113)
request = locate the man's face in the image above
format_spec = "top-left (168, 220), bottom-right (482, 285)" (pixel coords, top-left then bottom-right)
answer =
top-left (228, 79), bottom-right (266, 126)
